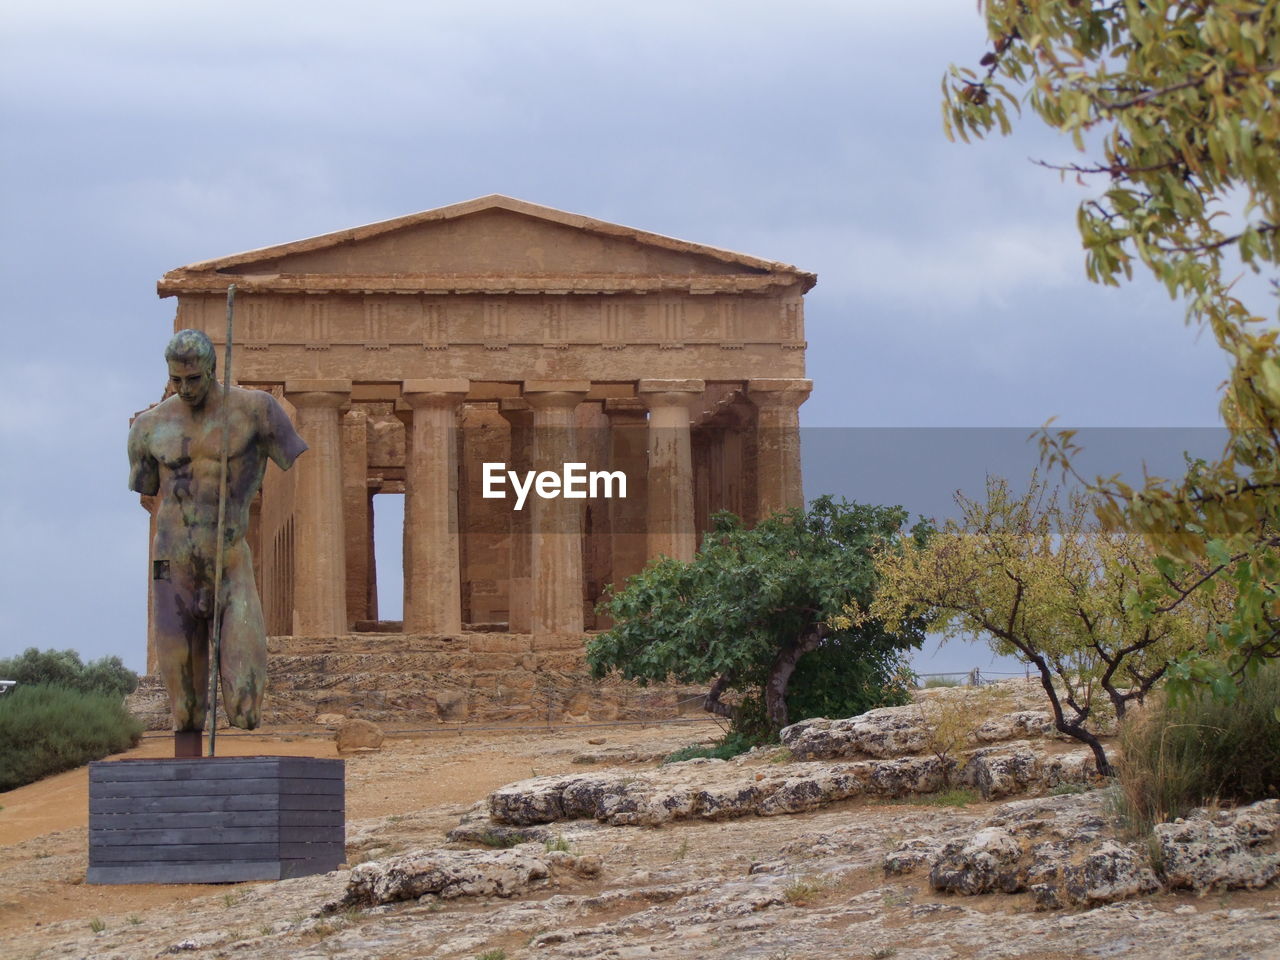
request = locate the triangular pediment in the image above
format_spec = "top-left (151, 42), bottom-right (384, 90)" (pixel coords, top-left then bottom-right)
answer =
top-left (159, 196), bottom-right (815, 296)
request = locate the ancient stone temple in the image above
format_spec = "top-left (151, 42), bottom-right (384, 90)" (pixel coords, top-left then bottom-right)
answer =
top-left (149, 195), bottom-right (813, 664)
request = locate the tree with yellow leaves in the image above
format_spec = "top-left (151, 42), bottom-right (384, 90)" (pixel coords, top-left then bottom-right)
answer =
top-left (945, 1), bottom-right (1280, 699)
top-left (860, 477), bottom-right (1230, 776)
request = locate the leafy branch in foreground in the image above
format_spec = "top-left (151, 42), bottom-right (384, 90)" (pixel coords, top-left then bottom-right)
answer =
top-left (947, 2), bottom-right (1280, 696)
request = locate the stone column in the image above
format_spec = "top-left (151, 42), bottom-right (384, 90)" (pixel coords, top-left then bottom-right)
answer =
top-left (639, 379), bottom-right (704, 563)
top-left (499, 399), bottom-right (534, 633)
top-left (341, 409), bottom-right (372, 627)
top-left (748, 378), bottom-right (812, 518)
top-left (602, 398), bottom-right (649, 597)
top-left (402, 379), bottom-right (469, 634)
top-left (284, 379), bottom-right (352, 635)
top-left (524, 380), bottom-right (589, 636)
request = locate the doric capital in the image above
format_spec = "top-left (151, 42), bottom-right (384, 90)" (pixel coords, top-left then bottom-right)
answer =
top-left (602, 397), bottom-right (648, 423)
top-left (498, 397), bottom-right (534, 427)
top-left (523, 380), bottom-right (589, 411)
top-left (402, 378), bottom-right (470, 409)
top-left (747, 378), bottom-right (812, 410)
top-left (639, 379), bottom-right (704, 412)
top-left (285, 379), bottom-right (352, 409)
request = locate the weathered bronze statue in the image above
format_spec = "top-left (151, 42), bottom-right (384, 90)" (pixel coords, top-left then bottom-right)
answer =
top-left (128, 330), bottom-right (306, 751)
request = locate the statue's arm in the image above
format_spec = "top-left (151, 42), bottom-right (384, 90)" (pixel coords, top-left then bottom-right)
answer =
top-left (127, 418), bottom-right (160, 496)
top-left (261, 393), bottom-right (308, 471)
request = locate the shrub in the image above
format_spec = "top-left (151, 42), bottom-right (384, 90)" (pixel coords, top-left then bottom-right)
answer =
top-left (0, 647), bottom-right (138, 698)
top-left (662, 731), bottom-right (756, 764)
top-left (590, 498), bottom-right (929, 738)
top-left (1117, 660), bottom-right (1280, 832)
top-left (0, 684), bottom-right (142, 791)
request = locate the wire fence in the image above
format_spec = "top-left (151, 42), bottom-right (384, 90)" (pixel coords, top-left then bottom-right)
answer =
top-left (913, 667), bottom-right (1035, 687)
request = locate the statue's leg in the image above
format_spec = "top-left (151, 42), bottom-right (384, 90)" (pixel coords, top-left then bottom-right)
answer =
top-left (217, 544), bottom-right (268, 730)
top-left (151, 562), bottom-right (208, 731)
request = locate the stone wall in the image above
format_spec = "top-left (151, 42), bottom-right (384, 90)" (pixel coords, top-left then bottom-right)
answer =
top-left (126, 632), bottom-right (707, 731)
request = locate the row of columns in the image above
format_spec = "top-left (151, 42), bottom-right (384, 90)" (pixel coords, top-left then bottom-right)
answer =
top-left (283, 377), bottom-right (809, 637)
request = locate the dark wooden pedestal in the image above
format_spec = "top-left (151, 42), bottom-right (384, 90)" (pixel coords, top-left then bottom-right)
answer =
top-left (87, 756), bottom-right (344, 884)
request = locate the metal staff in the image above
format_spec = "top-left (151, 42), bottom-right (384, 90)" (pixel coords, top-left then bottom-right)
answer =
top-left (208, 283), bottom-right (236, 757)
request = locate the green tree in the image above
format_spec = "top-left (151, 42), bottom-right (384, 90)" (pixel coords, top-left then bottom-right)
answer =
top-left (945, 2), bottom-right (1280, 695)
top-left (0, 647), bottom-right (139, 699)
top-left (586, 497), bottom-right (928, 737)
top-left (863, 477), bottom-right (1230, 776)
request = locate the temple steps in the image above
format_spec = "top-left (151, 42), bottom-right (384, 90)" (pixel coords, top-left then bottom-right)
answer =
top-left (127, 633), bottom-right (704, 731)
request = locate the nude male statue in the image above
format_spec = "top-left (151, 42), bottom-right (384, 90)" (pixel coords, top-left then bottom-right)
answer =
top-left (128, 330), bottom-right (306, 742)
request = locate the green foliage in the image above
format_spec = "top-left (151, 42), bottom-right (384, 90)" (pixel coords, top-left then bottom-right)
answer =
top-left (543, 835), bottom-right (571, 853)
top-left (0, 647), bottom-right (138, 698)
top-left (910, 788), bottom-right (979, 808)
top-left (588, 497), bottom-right (929, 736)
top-left (662, 731), bottom-right (756, 764)
top-left (776, 645), bottom-right (915, 728)
top-left (947, 2), bottom-right (1280, 695)
top-left (475, 831), bottom-right (522, 849)
top-left (868, 476), bottom-right (1227, 776)
top-left (1117, 659), bottom-right (1280, 832)
top-left (0, 684), bottom-right (143, 790)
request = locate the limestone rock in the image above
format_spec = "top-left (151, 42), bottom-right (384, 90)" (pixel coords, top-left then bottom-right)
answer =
top-left (780, 681), bottom-right (1114, 763)
top-left (884, 792), bottom-right (1280, 909)
top-left (974, 710), bottom-right (1054, 742)
top-left (781, 707), bottom-right (929, 760)
top-left (485, 745), bottom-right (1095, 832)
top-left (958, 742), bottom-right (1045, 800)
top-left (1155, 799), bottom-right (1280, 892)
top-left (335, 718), bottom-right (385, 753)
top-left (1051, 840), bottom-right (1160, 907)
top-left (326, 847), bottom-right (561, 909)
top-left (930, 827), bottom-right (1025, 895)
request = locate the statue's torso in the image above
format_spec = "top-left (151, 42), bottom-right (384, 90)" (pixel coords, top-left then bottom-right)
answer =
top-left (144, 390), bottom-right (273, 566)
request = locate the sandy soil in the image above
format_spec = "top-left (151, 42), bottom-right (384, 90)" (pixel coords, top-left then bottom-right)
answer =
top-left (3, 718), bottom-right (1278, 960)
top-left (0, 720), bottom-right (718, 940)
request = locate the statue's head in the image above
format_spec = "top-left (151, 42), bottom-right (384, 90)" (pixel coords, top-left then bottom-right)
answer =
top-left (164, 329), bottom-right (217, 408)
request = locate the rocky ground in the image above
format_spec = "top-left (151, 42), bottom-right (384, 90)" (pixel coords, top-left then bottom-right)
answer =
top-left (1, 682), bottom-right (1277, 960)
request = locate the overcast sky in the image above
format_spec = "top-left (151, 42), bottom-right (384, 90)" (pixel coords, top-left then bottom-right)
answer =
top-left (0, 1), bottom-right (1234, 676)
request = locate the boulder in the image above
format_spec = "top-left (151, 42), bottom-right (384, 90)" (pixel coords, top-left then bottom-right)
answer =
top-left (781, 707), bottom-right (930, 760)
top-left (883, 792), bottom-right (1280, 909)
top-left (1155, 799), bottom-right (1280, 892)
top-left (335, 718), bottom-right (385, 753)
top-left (326, 847), bottom-right (570, 909)
top-left (929, 827), bottom-right (1025, 895)
top-left (958, 743), bottom-right (1044, 799)
top-left (974, 711), bottom-right (1054, 743)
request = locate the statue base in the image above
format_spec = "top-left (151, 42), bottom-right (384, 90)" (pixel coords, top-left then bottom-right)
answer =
top-left (87, 756), bottom-right (344, 884)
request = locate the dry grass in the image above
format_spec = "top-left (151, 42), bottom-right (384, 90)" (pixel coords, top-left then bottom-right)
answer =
top-left (1115, 661), bottom-right (1280, 836)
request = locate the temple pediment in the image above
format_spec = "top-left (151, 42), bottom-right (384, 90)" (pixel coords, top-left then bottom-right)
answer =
top-left (159, 195), bottom-right (815, 296)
